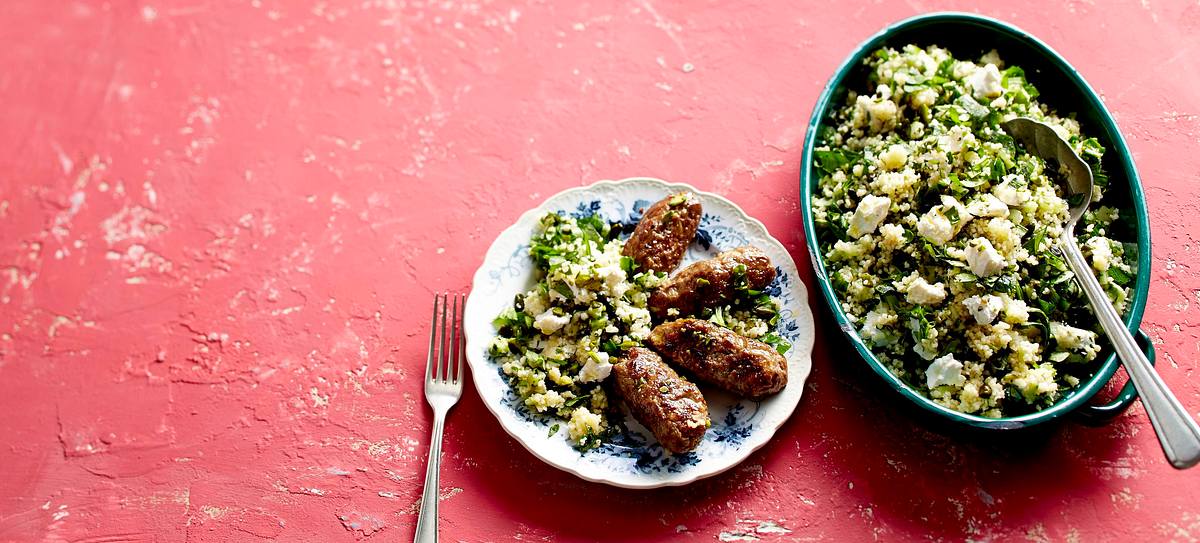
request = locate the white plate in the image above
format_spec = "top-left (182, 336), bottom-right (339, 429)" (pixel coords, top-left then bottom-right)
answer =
top-left (464, 177), bottom-right (815, 488)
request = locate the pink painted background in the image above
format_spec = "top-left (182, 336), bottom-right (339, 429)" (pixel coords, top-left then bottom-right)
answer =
top-left (2, 0), bottom-right (1199, 541)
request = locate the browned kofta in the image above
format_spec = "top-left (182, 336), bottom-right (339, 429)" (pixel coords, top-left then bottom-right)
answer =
top-left (647, 319), bottom-right (788, 400)
top-left (649, 245), bottom-right (776, 320)
top-left (611, 347), bottom-right (709, 454)
top-left (621, 192), bottom-right (702, 274)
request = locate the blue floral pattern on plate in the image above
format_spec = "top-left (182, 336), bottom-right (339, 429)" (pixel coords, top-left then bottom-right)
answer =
top-left (464, 178), bottom-right (815, 488)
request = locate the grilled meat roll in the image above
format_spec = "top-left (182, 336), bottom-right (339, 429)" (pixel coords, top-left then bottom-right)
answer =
top-left (622, 192), bottom-right (702, 274)
top-left (611, 347), bottom-right (709, 453)
top-left (649, 246), bottom-right (775, 320)
top-left (647, 319), bottom-right (788, 399)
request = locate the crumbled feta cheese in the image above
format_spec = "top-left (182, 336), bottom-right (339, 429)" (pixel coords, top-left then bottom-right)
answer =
top-left (994, 176), bottom-right (1031, 206)
top-left (952, 60), bottom-right (978, 80)
top-left (854, 95), bottom-right (899, 133)
top-left (965, 238), bottom-right (1005, 278)
top-left (917, 211), bottom-right (952, 246)
top-left (1050, 322), bottom-right (1100, 360)
top-left (968, 63), bottom-right (1004, 100)
top-left (578, 352), bottom-right (613, 383)
top-left (905, 276), bottom-right (947, 305)
top-left (926, 354), bottom-right (966, 389)
top-left (533, 309), bottom-right (570, 335)
top-left (916, 197), bottom-right (966, 246)
top-left (939, 125), bottom-right (975, 154)
top-left (966, 194), bottom-right (1008, 218)
top-left (598, 261), bottom-right (627, 295)
top-left (962, 295), bottom-right (1003, 325)
top-left (876, 84), bottom-right (892, 100)
top-left (523, 293), bottom-right (548, 318)
top-left (860, 307), bottom-right (898, 346)
top-left (848, 194), bottom-right (891, 238)
top-left (913, 341), bottom-right (939, 361)
top-left (940, 194), bottom-right (967, 213)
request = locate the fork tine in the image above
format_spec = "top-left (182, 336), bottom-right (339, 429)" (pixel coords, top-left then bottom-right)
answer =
top-left (456, 293), bottom-right (466, 385)
top-left (427, 293), bottom-right (440, 383)
top-left (439, 291), bottom-right (450, 382)
top-left (450, 293), bottom-right (461, 384)
top-left (448, 293), bottom-right (456, 382)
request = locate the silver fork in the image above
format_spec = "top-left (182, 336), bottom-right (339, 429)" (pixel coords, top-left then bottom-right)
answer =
top-left (414, 292), bottom-right (466, 543)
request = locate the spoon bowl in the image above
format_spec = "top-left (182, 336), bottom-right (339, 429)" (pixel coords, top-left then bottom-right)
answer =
top-left (1002, 117), bottom-right (1094, 225)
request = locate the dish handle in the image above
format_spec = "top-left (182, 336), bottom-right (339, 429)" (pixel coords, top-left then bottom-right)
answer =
top-left (1074, 329), bottom-right (1156, 425)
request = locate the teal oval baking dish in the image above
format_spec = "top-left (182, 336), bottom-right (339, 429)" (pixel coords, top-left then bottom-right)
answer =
top-left (799, 12), bottom-right (1154, 429)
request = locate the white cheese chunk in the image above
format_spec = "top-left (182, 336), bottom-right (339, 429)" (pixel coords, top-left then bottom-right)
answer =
top-left (965, 238), bottom-right (1005, 278)
top-left (940, 125), bottom-right (974, 154)
top-left (859, 307), bottom-right (898, 346)
top-left (926, 354), bottom-right (966, 389)
top-left (968, 63), bottom-right (1004, 100)
top-left (1050, 322), bottom-right (1099, 353)
top-left (916, 195), bottom-right (968, 246)
top-left (913, 342), bottom-right (938, 361)
top-left (966, 194), bottom-right (1008, 218)
top-left (994, 176), bottom-right (1031, 206)
top-left (533, 309), bottom-right (570, 335)
top-left (578, 352), bottom-right (613, 383)
top-left (848, 194), bottom-right (892, 238)
top-left (905, 277), bottom-right (947, 305)
top-left (962, 294), bottom-right (1004, 325)
top-left (917, 207), bottom-right (955, 245)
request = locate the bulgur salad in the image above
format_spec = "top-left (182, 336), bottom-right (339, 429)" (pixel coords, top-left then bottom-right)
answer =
top-left (488, 211), bottom-right (787, 450)
top-left (811, 45), bottom-right (1136, 417)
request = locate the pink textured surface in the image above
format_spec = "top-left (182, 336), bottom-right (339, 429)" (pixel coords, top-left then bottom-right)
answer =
top-left (2, 1), bottom-right (1199, 541)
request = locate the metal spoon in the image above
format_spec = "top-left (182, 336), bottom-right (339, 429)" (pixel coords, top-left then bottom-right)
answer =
top-left (1003, 117), bottom-right (1200, 469)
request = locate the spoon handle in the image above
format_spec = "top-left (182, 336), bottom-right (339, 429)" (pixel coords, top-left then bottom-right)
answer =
top-left (1062, 234), bottom-right (1200, 469)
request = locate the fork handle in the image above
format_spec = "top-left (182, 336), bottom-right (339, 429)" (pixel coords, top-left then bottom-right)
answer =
top-left (414, 408), bottom-right (447, 543)
top-left (1062, 235), bottom-right (1200, 469)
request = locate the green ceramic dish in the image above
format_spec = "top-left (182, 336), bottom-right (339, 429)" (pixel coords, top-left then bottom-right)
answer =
top-left (800, 12), bottom-right (1155, 429)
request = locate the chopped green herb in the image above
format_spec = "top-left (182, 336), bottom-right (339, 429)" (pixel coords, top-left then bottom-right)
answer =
top-left (1108, 267), bottom-right (1131, 286)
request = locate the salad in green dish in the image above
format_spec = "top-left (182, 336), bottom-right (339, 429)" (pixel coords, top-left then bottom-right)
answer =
top-left (811, 44), bottom-right (1136, 417)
